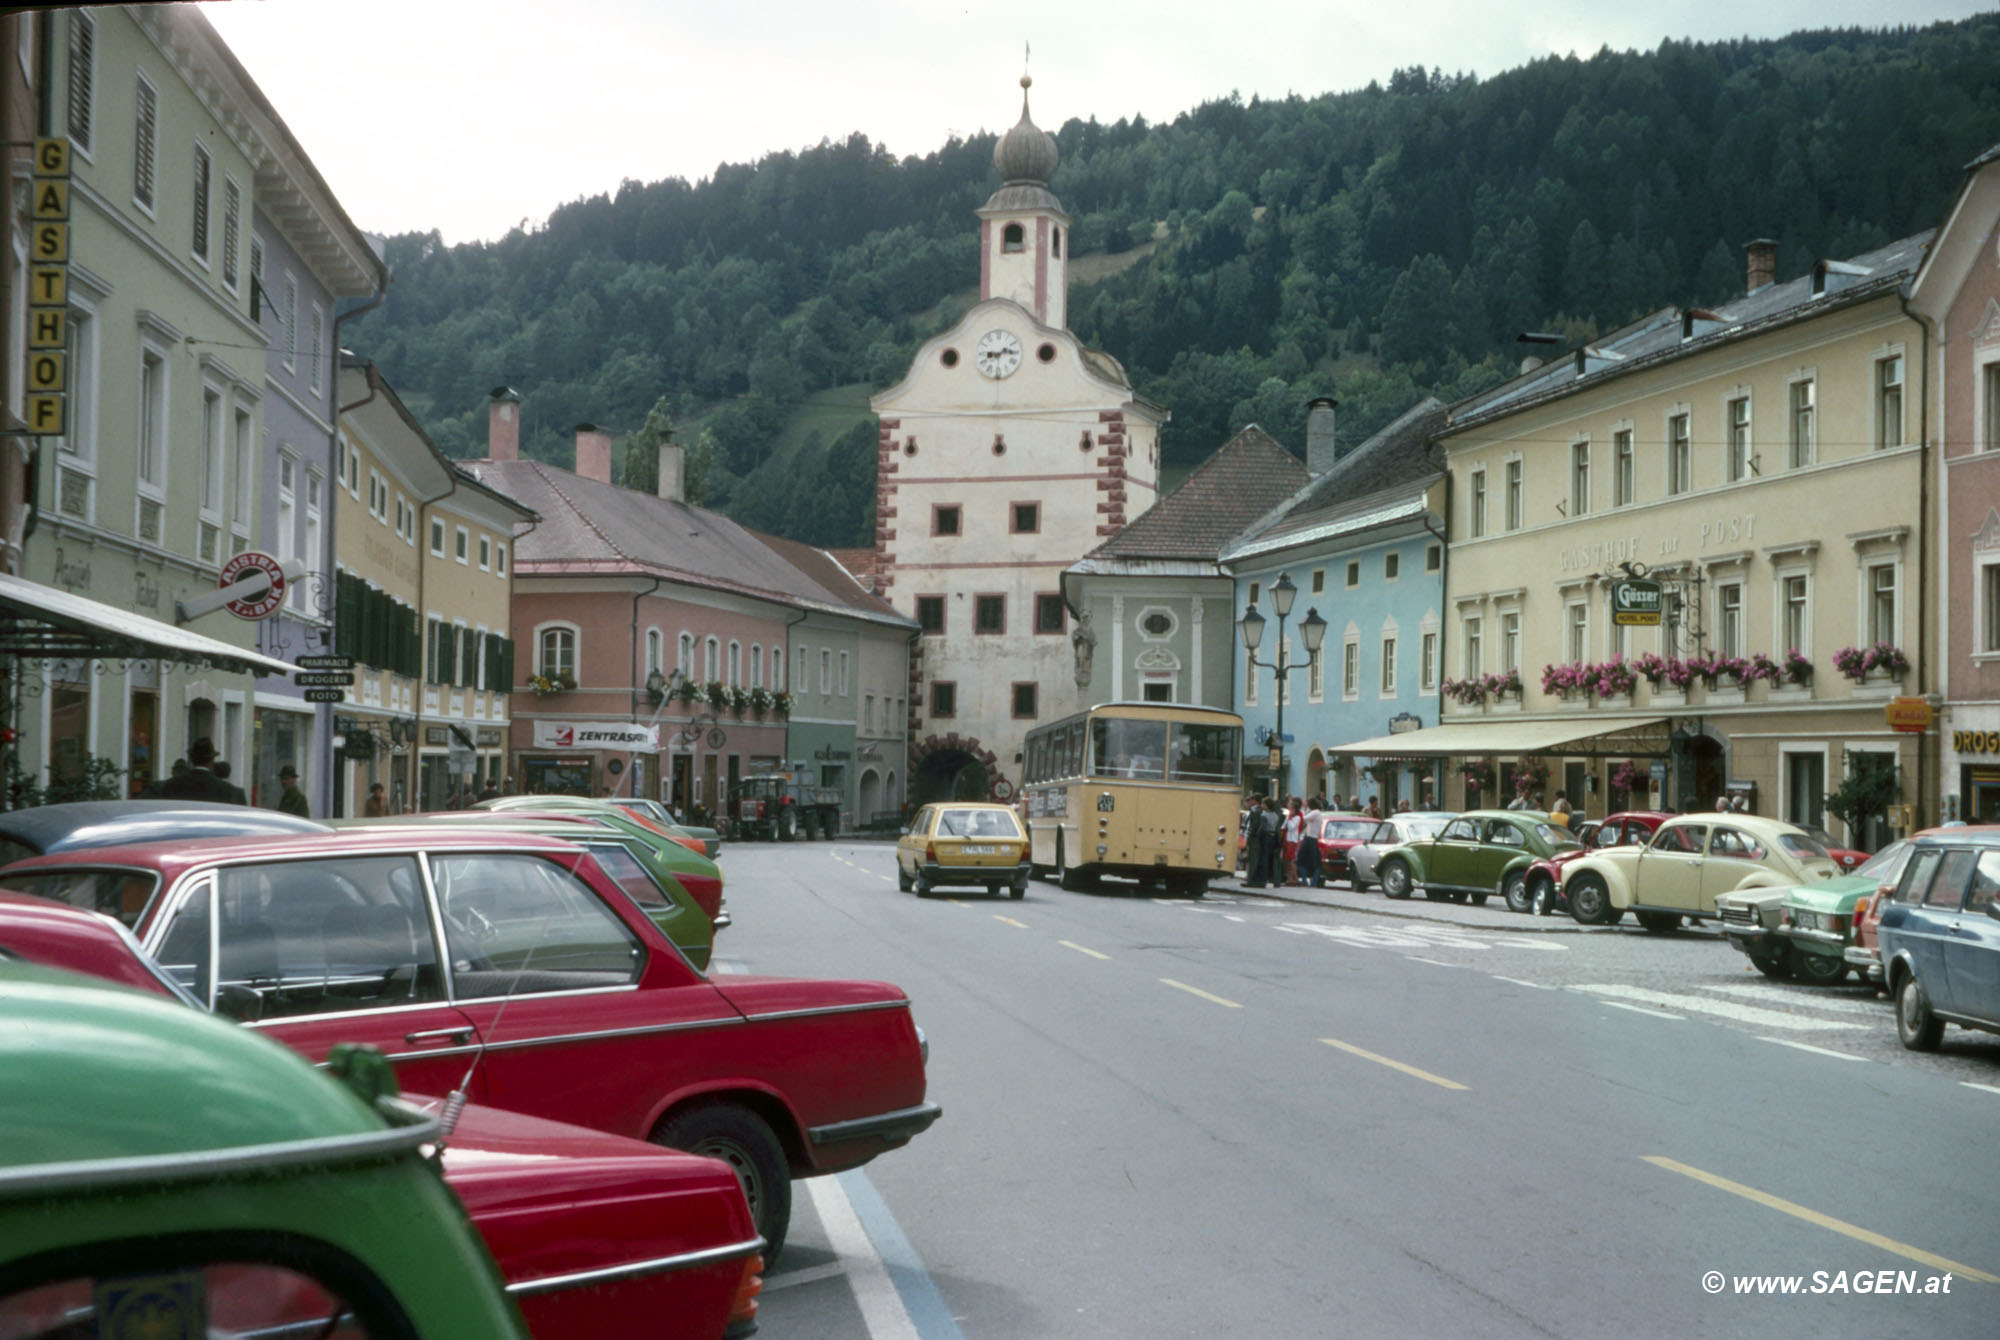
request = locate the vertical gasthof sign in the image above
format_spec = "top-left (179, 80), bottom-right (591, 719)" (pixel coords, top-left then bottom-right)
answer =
top-left (26, 138), bottom-right (71, 438)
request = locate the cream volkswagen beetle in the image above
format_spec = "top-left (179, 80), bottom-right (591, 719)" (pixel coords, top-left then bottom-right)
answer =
top-left (1558, 813), bottom-right (1839, 931)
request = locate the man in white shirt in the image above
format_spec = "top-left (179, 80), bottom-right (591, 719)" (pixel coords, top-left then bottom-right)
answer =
top-left (1299, 796), bottom-right (1325, 887)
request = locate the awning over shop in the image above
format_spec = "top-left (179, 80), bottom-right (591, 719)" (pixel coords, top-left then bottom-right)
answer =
top-left (0, 572), bottom-right (297, 677)
top-left (1326, 715), bottom-right (1670, 760)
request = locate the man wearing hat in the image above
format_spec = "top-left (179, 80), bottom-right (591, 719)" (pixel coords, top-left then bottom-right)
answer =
top-left (156, 737), bottom-right (237, 803)
top-left (275, 764), bottom-right (312, 818)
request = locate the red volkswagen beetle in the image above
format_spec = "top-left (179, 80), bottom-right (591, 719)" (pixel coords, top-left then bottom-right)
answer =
top-left (1513, 811), bottom-right (1672, 914)
top-left (0, 892), bottom-right (765, 1339)
top-left (0, 829), bottom-right (938, 1260)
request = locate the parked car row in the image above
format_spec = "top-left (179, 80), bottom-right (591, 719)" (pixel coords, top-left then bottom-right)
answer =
top-left (1329, 800), bottom-right (2000, 1057)
top-left (0, 797), bottom-right (942, 1339)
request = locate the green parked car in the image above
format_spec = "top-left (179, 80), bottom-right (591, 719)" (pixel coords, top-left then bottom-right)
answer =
top-left (1375, 810), bottom-right (1580, 906)
top-left (337, 812), bottom-right (724, 970)
top-left (0, 959), bottom-right (530, 1339)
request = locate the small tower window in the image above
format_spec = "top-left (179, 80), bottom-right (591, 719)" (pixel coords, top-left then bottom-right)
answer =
top-left (1002, 222), bottom-right (1024, 254)
top-left (1052, 226), bottom-right (1062, 259)
top-left (940, 348), bottom-right (958, 368)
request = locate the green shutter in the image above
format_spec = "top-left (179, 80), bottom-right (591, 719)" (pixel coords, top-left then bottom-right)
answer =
top-left (334, 572), bottom-right (360, 658)
top-left (460, 628), bottom-right (477, 687)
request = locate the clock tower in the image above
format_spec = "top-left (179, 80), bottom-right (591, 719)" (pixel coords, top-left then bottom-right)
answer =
top-left (872, 78), bottom-right (1165, 805)
top-left (978, 76), bottom-right (1070, 330)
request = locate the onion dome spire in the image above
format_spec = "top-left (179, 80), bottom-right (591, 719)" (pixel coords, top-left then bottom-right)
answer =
top-left (993, 74), bottom-right (1058, 185)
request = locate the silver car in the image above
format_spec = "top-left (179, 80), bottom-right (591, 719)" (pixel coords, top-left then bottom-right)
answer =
top-left (1344, 812), bottom-right (1454, 890)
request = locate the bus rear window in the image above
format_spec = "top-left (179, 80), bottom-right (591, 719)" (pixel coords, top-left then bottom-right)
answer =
top-left (1170, 723), bottom-right (1240, 784)
top-left (1091, 719), bottom-right (1169, 779)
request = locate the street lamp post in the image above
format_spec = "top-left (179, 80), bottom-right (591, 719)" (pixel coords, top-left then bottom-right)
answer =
top-left (1237, 573), bottom-right (1327, 799)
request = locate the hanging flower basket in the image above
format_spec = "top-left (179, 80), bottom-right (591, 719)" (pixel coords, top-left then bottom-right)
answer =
top-left (771, 691), bottom-right (793, 720)
top-left (526, 673), bottom-right (577, 697)
top-left (1609, 760), bottom-right (1641, 795)
top-left (1460, 761), bottom-right (1495, 792)
top-left (749, 686), bottom-right (773, 717)
top-left (1514, 756), bottom-right (1550, 797)
top-left (1834, 642), bottom-right (1909, 681)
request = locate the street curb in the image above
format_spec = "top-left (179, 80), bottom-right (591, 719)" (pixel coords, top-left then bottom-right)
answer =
top-left (1213, 881), bottom-right (1613, 934)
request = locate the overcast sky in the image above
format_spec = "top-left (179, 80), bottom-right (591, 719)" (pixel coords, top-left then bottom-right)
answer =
top-left (199, 0), bottom-right (1992, 246)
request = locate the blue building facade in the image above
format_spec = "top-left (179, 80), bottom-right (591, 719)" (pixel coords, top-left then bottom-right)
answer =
top-left (247, 185), bottom-right (383, 810)
top-left (1222, 401), bottom-right (1448, 806)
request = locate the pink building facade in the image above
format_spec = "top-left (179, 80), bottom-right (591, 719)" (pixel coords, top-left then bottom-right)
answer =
top-left (1918, 145), bottom-right (2000, 820)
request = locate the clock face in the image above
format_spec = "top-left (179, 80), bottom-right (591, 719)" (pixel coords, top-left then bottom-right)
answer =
top-left (975, 329), bottom-right (1023, 379)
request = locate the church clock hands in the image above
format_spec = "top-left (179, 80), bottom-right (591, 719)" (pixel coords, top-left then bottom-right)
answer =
top-left (975, 329), bottom-right (1023, 379)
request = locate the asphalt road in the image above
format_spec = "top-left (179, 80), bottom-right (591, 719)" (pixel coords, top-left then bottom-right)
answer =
top-left (717, 840), bottom-right (2000, 1339)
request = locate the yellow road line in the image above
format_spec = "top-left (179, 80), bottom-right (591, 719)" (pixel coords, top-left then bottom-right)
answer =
top-left (1642, 1156), bottom-right (1999, 1284)
top-left (994, 915), bottom-right (1028, 928)
top-left (1159, 978), bottom-right (1242, 1009)
top-left (1319, 1037), bottom-right (1469, 1091)
top-left (1059, 940), bottom-right (1110, 960)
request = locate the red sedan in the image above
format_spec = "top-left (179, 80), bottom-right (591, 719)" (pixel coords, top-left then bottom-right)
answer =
top-left (1513, 811), bottom-right (1672, 914)
top-left (0, 892), bottom-right (764, 1339)
top-left (0, 829), bottom-right (939, 1260)
top-left (1317, 815), bottom-right (1387, 883)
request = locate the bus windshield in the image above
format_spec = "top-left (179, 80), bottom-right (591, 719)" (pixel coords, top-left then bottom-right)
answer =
top-left (1091, 718), bottom-right (1167, 779)
top-left (1169, 722), bottom-right (1239, 784)
top-left (1088, 717), bottom-right (1240, 783)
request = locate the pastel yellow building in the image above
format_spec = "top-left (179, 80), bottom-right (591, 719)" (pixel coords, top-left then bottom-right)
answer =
top-left (331, 361), bottom-right (530, 814)
top-left (1424, 237), bottom-right (1933, 844)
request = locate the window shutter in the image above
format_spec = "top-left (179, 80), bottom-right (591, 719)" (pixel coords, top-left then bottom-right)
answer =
top-left (191, 145), bottom-right (210, 260)
top-left (133, 77), bottom-right (157, 209)
top-left (500, 638), bottom-right (515, 692)
top-left (460, 628), bottom-right (477, 687)
top-left (67, 12), bottom-right (94, 154)
top-left (222, 179), bottom-right (240, 289)
top-left (334, 572), bottom-right (359, 658)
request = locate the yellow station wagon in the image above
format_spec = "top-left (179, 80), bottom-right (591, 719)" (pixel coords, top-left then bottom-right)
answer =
top-left (898, 803), bottom-right (1032, 899)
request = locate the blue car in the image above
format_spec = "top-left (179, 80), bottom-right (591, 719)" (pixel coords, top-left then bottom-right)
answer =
top-left (1876, 834), bottom-right (2000, 1051)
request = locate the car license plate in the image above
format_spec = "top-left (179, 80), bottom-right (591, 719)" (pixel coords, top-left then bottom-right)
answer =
top-left (962, 844), bottom-right (996, 855)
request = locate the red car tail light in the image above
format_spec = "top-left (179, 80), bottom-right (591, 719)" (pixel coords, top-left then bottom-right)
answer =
top-left (726, 1253), bottom-right (764, 1332)
top-left (925, 843), bottom-right (938, 865)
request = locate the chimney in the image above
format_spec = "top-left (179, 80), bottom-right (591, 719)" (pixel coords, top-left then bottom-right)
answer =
top-left (1744, 238), bottom-right (1777, 295)
top-left (657, 441), bottom-right (684, 503)
top-left (1305, 397), bottom-right (1340, 474)
top-left (486, 387), bottom-right (520, 461)
top-left (573, 422), bottom-right (613, 484)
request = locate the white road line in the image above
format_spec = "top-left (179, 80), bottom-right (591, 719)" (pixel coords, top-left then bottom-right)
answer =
top-left (1492, 975), bottom-right (1557, 990)
top-left (1567, 983), bottom-right (1868, 1032)
top-left (1274, 925), bottom-right (1308, 934)
top-left (1223, 914), bottom-right (1246, 923)
top-left (1404, 955), bottom-right (1457, 967)
top-left (761, 1261), bottom-right (850, 1293)
top-left (1962, 1082), bottom-right (2000, 1097)
top-left (1756, 1036), bottom-right (1869, 1062)
top-left (1696, 983), bottom-right (1884, 1015)
top-left (806, 1174), bottom-right (920, 1340)
top-left (1599, 1000), bottom-right (1685, 1020)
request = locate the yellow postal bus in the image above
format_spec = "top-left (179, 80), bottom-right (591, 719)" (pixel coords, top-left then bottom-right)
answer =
top-left (1020, 702), bottom-right (1243, 895)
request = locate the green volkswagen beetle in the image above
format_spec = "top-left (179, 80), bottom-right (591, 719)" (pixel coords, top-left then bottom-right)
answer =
top-left (0, 959), bottom-right (530, 1339)
top-left (1375, 810), bottom-right (1579, 905)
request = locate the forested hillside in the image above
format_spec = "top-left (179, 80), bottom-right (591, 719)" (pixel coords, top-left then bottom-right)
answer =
top-left (353, 17), bottom-right (2000, 546)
